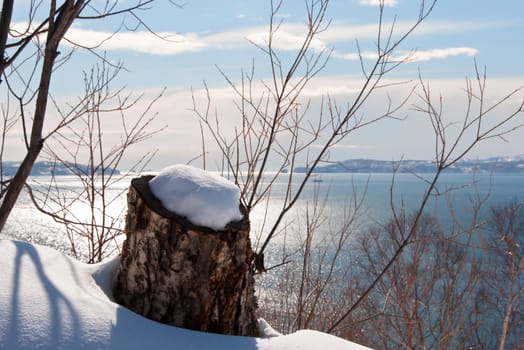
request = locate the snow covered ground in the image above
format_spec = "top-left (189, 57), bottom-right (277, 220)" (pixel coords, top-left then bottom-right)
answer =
top-left (0, 239), bottom-right (370, 349)
top-left (0, 165), bottom-right (371, 349)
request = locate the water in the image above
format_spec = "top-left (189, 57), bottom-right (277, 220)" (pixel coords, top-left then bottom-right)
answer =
top-left (247, 172), bottom-right (524, 344)
top-left (3, 172), bottom-right (523, 345)
top-left (250, 172), bottom-right (524, 244)
top-left (2, 172), bottom-right (523, 258)
top-left (2, 175), bottom-right (132, 260)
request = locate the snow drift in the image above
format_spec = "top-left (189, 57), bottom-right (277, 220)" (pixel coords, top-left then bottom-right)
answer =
top-left (0, 239), bottom-right (370, 349)
top-left (149, 164), bottom-right (243, 230)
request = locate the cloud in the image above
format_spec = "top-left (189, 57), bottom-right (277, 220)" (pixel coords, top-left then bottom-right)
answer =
top-left (58, 20), bottom-right (413, 56)
top-left (63, 23), bottom-right (326, 55)
top-left (66, 23), bottom-right (330, 56)
top-left (243, 23), bottom-right (328, 51)
top-left (334, 47), bottom-right (478, 62)
top-left (57, 21), bottom-right (440, 56)
top-left (9, 22), bottom-right (209, 55)
top-left (402, 47), bottom-right (478, 62)
top-left (310, 143), bottom-right (363, 149)
top-left (319, 19), bottom-right (507, 44)
top-left (358, 0), bottom-right (398, 7)
top-left (333, 51), bottom-right (378, 61)
top-left (65, 28), bottom-right (208, 55)
top-left (9, 17), bottom-right (504, 57)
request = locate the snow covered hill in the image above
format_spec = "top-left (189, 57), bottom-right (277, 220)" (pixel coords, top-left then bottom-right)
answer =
top-left (0, 240), bottom-right (370, 350)
top-left (1, 161), bottom-right (120, 176)
top-left (294, 155), bottom-right (524, 173)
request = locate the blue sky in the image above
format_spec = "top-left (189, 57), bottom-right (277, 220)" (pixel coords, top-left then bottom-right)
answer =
top-left (52, 0), bottom-right (523, 87)
top-left (9, 0), bottom-right (524, 170)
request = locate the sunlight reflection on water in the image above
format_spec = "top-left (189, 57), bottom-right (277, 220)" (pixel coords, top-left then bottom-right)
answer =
top-left (2, 173), bottom-right (523, 261)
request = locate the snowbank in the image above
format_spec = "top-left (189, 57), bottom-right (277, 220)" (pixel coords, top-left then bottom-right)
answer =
top-left (149, 165), bottom-right (243, 230)
top-left (0, 239), bottom-right (371, 350)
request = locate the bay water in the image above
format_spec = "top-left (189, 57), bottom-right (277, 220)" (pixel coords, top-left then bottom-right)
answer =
top-left (2, 172), bottom-right (522, 258)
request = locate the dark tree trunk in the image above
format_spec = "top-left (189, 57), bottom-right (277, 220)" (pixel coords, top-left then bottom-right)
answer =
top-left (0, 1), bottom-right (85, 232)
top-left (113, 175), bottom-right (259, 336)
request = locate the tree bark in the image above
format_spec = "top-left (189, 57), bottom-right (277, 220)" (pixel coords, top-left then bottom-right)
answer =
top-left (114, 175), bottom-right (259, 336)
top-left (0, 0), bottom-right (14, 76)
top-left (0, 1), bottom-right (85, 232)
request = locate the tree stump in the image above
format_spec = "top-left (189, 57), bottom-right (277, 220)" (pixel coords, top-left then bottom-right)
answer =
top-left (113, 175), bottom-right (259, 336)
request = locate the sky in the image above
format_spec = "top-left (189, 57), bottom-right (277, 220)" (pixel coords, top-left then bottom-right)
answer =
top-left (7, 0), bottom-right (524, 171)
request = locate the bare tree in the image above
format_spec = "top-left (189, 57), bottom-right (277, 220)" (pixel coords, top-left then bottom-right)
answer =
top-left (481, 200), bottom-right (524, 349)
top-left (348, 197), bottom-right (524, 349)
top-left (0, 0), bottom-right (166, 232)
top-left (0, 0), bottom-right (85, 230)
top-left (190, 0), bottom-right (524, 342)
top-left (193, 0), bottom-right (436, 272)
top-left (327, 64), bottom-right (524, 335)
top-left (25, 61), bottom-right (165, 263)
top-left (349, 210), bottom-right (488, 349)
top-left (257, 179), bottom-right (367, 334)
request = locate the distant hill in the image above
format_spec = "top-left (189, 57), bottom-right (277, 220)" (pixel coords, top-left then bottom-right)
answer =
top-left (294, 155), bottom-right (524, 174)
top-left (1, 161), bottom-right (120, 177)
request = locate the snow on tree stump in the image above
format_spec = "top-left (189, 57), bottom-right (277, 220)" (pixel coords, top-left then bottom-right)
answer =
top-left (113, 169), bottom-right (259, 337)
